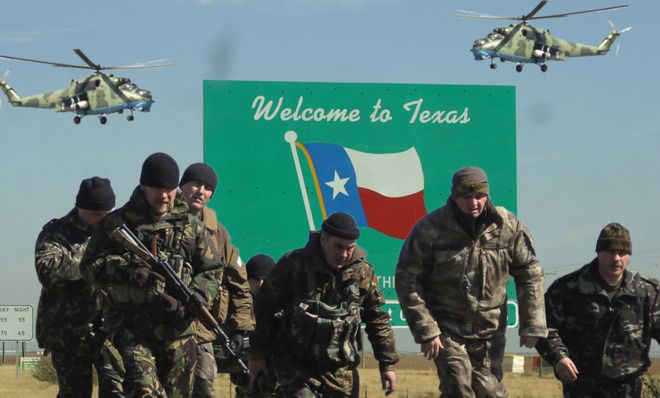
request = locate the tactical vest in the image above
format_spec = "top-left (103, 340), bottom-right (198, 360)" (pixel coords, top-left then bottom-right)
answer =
top-left (285, 263), bottom-right (362, 370)
top-left (110, 220), bottom-right (194, 304)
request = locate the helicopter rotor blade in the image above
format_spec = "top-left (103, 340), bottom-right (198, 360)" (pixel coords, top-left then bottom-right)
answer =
top-left (452, 10), bottom-right (515, 20)
top-left (0, 53), bottom-right (93, 70)
top-left (522, 0), bottom-right (548, 21)
top-left (527, 5), bottom-right (628, 21)
top-left (74, 49), bottom-right (102, 71)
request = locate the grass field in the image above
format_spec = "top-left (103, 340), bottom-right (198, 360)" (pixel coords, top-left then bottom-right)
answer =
top-left (1, 355), bottom-right (658, 398)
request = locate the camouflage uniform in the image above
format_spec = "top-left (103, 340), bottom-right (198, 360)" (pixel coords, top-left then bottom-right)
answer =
top-left (81, 187), bottom-right (222, 398)
top-left (395, 199), bottom-right (547, 397)
top-left (194, 206), bottom-right (254, 398)
top-left (35, 209), bottom-right (124, 398)
top-left (536, 260), bottom-right (660, 397)
top-left (250, 232), bottom-right (398, 397)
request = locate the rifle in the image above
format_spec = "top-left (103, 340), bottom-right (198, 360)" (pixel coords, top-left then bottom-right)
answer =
top-left (112, 224), bottom-right (249, 374)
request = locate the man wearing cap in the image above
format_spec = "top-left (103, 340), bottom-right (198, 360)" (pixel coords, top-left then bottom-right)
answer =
top-left (81, 153), bottom-right (223, 398)
top-left (536, 223), bottom-right (660, 397)
top-left (248, 212), bottom-right (399, 397)
top-left (179, 162), bottom-right (254, 398)
top-left (35, 176), bottom-right (124, 397)
top-left (246, 254), bottom-right (275, 297)
top-left (395, 166), bottom-right (547, 397)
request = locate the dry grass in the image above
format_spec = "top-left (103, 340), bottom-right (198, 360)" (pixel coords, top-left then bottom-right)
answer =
top-left (1, 356), bottom-right (657, 398)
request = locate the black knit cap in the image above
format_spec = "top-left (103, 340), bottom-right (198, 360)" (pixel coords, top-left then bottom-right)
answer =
top-left (76, 176), bottom-right (115, 211)
top-left (246, 254), bottom-right (276, 279)
top-left (596, 222), bottom-right (632, 254)
top-left (451, 166), bottom-right (489, 197)
top-left (140, 152), bottom-right (179, 189)
top-left (180, 163), bottom-right (218, 192)
top-left (321, 212), bottom-right (360, 240)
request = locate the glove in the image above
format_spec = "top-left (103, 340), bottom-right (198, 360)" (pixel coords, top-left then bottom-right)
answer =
top-left (157, 292), bottom-right (186, 320)
top-left (129, 266), bottom-right (165, 290)
top-left (229, 333), bottom-right (248, 354)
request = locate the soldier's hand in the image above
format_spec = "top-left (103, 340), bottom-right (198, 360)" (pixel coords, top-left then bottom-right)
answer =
top-left (421, 336), bottom-right (443, 360)
top-left (519, 336), bottom-right (539, 348)
top-left (129, 266), bottom-right (165, 290)
top-left (554, 357), bottom-right (579, 383)
top-left (380, 370), bottom-right (396, 396)
top-left (157, 292), bottom-right (186, 319)
top-left (248, 359), bottom-right (268, 390)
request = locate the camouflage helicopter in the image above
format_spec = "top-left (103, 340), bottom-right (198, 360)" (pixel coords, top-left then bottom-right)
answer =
top-left (0, 49), bottom-right (172, 124)
top-left (454, 1), bottom-right (631, 72)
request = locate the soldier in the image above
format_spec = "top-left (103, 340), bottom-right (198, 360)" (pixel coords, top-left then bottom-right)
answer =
top-left (246, 254), bottom-right (275, 297)
top-left (536, 223), bottom-right (660, 398)
top-left (35, 176), bottom-right (124, 398)
top-left (81, 152), bottom-right (223, 398)
top-left (248, 212), bottom-right (399, 397)
top-left (395, 166), bottom-right (547, 398)
top-left (178, 162), bottom-right (255, 398)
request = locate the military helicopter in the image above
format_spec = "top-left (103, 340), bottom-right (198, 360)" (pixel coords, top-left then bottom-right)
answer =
top-left (454, 1), bottom-right (631, 72)
top-left (0, 49), bottom-right (172, 124)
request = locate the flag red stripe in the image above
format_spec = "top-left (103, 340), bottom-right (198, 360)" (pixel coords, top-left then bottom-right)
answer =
top-left (358, 188), bottom-right (427, 240)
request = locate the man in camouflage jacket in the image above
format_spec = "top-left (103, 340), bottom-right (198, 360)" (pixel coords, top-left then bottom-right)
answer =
top-left (35, 176), bottom-right (124, 398)
top-left (536, 223), bottom-right (660, 398)
top-left (81, 153), bottom-right (223, 398)
top-left (395, 166), bottom-right (547, 397)
top-left (179, 162), bottom-right (254, 398)
top-left (249, 212), bottom-right (398, 397)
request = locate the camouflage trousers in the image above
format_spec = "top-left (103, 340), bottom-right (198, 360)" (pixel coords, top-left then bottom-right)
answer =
top-left (113, 330), bottom-right (197, 398)
top-left (193, 342), bottom-right (217, 398)
top-left (433, 333), bottom-right (507, 398)
top-left (562, 376), bottom-right (642, 398)
top-left (276, 361), bottom-right (359, 398)
top-left (51, 339), bottom-right (124, 398)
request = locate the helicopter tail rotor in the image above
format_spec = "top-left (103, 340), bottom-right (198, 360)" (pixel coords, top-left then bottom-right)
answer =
top-left (608, 19), bottom-right (632, 56)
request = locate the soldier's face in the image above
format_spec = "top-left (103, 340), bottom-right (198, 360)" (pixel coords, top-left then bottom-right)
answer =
top-left (248, 277), bottom-right (266, 296)
top-left (181, 180), bottom-right (213, 213)
top-left (77, 208), bottom-right (111, 230)
top-left (320, 233), bottom-right (356, 269)
top-left (454, 192), bottom-right (488, 218)
top-left (597, 250), bottom-right (630, 283)
top-left (141, 185), bottom-right (177, 215)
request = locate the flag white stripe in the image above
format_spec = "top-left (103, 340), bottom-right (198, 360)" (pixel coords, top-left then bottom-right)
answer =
top-left (345, 147), bottom-right (424, 198)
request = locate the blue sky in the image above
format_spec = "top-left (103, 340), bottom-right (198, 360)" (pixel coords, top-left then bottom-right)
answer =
top-left (1, 0), bottom-right (658, 354)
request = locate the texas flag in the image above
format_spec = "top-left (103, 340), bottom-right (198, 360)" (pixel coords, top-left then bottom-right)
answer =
top-left (300, 142), bottom-right (427, 240)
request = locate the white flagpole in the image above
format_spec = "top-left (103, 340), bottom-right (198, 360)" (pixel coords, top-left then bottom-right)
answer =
top-left (284, 130), bottom-right (315, 231)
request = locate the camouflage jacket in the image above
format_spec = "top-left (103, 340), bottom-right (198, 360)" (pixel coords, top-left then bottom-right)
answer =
top-left (80, 186), bottom-right (222, 343)
top-left (196, 206), bottom-right (254, 343)
top-left (35, 209), bottom-right (102, 352)
top-left (395, 200), bottom-right (547, 342)
top-left (536, 260), bottom-right (660, 383)
top-left (250, 232), bottom-right (398, 372)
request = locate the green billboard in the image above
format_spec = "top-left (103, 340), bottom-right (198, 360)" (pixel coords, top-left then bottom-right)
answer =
top-left (203, 80), bottom-right (517, 327)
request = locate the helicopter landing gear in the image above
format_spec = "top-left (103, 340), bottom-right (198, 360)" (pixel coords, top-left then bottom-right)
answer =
top-left (127, 115), bottom-right (134, 121)
top-left (540, 64), bottom-right (548, 72)
top-left (490, 62), bottom-right (497, 69)
top-left (73, 116), bottom-right (81, 124)
top-left (99, 115), bottom-right (107, 125)
top-left (515, 63), bottom-right (524, 73)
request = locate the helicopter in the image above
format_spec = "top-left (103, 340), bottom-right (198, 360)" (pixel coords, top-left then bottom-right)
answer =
top-left (453, 1), bottom-right (631, 72)
top-left (0, 49), bottom-right (172, 124)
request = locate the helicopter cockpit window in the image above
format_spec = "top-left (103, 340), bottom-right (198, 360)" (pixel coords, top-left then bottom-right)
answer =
top-left (119, 83), bottom-right (138, 91)
top-left (487, 32), bottom-right (504, 40)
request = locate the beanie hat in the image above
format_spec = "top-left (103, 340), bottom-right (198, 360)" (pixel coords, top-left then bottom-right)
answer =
top-left (451, 166), bottom-right (489, 197)
top-left (180, 163), bottom-right (218, 192)
top-left (76, 177), bottom-right (116, 211)
top-left (321, 212), bottom-right (360, 240)
top-left (596, 222), bottom-right (632, 254)
top-left (246, 254), bottom-right (276, 279)
top-left (140, 152), bottom-right (179, 189)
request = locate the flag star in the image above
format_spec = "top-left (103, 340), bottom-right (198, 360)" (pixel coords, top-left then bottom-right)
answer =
top-left (325, 170), bottom-right (350, 199)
